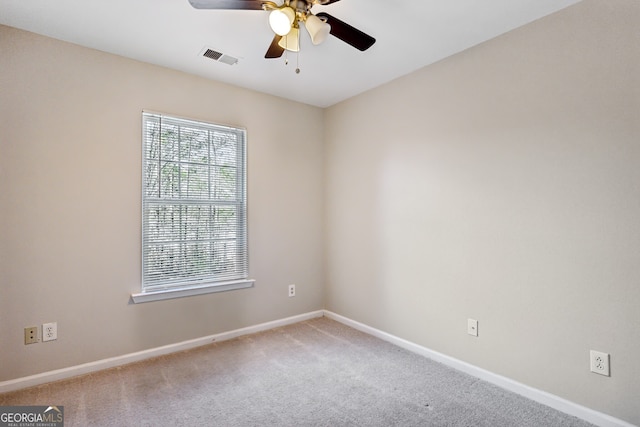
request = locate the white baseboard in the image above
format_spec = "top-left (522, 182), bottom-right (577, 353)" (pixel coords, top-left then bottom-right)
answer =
top-left (2, 309), bottom-right (633, 427)
top-left (0, 310), bottom-right (324, 394)
top-left (323, 310), bottom-right (635, 427)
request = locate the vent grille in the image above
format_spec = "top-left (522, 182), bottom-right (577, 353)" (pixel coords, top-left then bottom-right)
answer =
top-left (201, 47), bottom-right (239, 66)
top-left (203, 48), bottom-right (223, 60)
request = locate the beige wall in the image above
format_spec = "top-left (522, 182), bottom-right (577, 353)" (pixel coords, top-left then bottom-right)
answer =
top-left (325, 0), bottom-right (639, 424)
top-left (0, 25), bottom-right (325, 380)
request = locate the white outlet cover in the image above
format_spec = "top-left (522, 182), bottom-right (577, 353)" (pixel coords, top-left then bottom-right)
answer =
top-left (467, 319), bottom-right (478, 337)
top-left (590, 350), bottom-right (610, 376)
top-left (42, 322), bottom-right (57, 342)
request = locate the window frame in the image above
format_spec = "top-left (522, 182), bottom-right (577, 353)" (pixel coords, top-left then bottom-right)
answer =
top-left (132, 111), bottom-right (253, 303)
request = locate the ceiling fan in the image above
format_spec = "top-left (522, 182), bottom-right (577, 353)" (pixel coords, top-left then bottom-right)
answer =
top-left (188, 0), bottom-right (376, 60)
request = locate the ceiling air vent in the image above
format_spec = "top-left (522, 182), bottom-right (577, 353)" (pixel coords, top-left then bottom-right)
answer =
top-left (200, 47), bottom-right (239, 66)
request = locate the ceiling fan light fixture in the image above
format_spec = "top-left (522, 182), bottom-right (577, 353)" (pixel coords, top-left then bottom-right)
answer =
top-left (304, 14), bottom-right (331, 45)
top-left (278, 26), bottom-right (300, 52)
top-left (269, 6), bottom-right (295, 36)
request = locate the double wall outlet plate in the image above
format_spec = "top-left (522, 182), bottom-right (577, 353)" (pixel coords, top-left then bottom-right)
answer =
top-left (590, 350), bottom-right (610, 376)
top-left (24, 326), bottom-right (38, 345)
top-left (43, 322), bottom-right (58, 342)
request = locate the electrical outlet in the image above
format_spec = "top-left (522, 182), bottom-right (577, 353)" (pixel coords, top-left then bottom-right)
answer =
top-left (24, 326), bottom-right (38, 345)
top-left (43, 322), bottom-right (57, 342)
top-left (288, 284), bottom-right (296, 297)
top-left (467, 319), bottom-right (478, 337)
top-left (590, 350), bottom-right (610, 376)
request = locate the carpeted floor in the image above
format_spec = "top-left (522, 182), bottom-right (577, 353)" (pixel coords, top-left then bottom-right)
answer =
top-left (0, 317), bottom-right (594, 426)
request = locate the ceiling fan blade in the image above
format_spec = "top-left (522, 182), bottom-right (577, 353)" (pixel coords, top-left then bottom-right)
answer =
top-left (188, 0), bottom-right (264, 10)
top-left (265, 35), bottom-right (285, 58)
top-left (315, 12), bottom-right (376, 51)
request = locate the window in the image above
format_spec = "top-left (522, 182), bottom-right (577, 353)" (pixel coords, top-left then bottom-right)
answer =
top-left (133, 112), bottom-right (252, 303)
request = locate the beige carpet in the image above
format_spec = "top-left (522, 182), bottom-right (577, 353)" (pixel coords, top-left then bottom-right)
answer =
top-left (0, 317), bottom-right (594, 426)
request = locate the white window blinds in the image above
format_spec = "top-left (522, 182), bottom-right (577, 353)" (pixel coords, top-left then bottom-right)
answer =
top-left (142, 112), bottom-right (248, 292)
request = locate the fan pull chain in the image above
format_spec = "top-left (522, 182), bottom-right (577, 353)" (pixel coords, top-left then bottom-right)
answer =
top-left (295, 27), bottom-right (300, 74)
top-left (283, 31), bottom-right (289, 65)
top-left (281, 21), bottom-right (300, 73)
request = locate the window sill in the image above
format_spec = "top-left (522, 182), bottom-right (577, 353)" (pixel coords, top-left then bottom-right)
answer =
top-left (131, 279), bottom-right (255, 304)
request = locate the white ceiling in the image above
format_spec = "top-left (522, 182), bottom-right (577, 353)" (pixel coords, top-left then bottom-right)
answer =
top-left (1, 0), bottom-right (581, 107)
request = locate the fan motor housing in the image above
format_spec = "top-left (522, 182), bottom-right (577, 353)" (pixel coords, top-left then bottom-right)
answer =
top-left (289, 0), bottom-right (312, 14)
